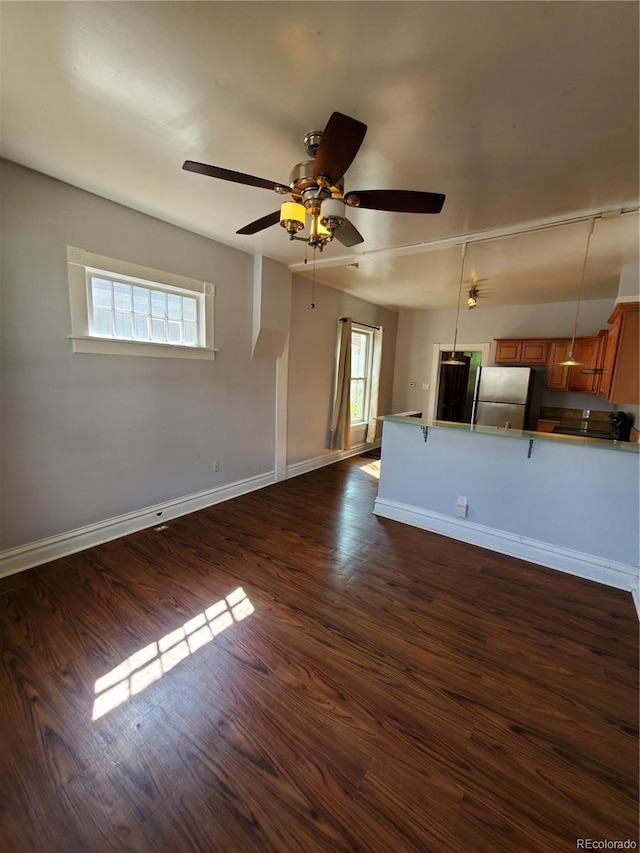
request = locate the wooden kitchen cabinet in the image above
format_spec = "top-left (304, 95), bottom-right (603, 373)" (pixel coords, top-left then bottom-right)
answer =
top-left (568, 334), bottom-right (605, 394)
top-left (545, 340), bottom-right (571, 390)
top-left (496, 318), bottom-right (637, 399)
top-left (599, 302), bottom-right (639, 404)
top-left (495, 339), bottom-right (549, 365)
top-left (536, 419), bottom-right (561, 433)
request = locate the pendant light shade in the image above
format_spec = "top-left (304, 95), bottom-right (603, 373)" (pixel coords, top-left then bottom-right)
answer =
top-left (555, 353), bottom-right (585, 368)
top-left (442, 243), bottom-right (468, 366)
top-left (555, 218), bottom-right (597, 367)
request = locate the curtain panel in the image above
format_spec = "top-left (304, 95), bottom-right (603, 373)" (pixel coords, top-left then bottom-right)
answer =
top-left (330, 317), bottom-right (352, 450)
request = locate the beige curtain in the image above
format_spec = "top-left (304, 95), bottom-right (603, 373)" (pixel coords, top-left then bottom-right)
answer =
top-left (366, 325), bottom-right (383, 443)
top-left (330, 317), bottom-right (352, 450)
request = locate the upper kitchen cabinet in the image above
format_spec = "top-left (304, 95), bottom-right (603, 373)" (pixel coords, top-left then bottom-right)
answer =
top-left (545, 341), bottom-right (571, 390)
top-left (568, 333), bottom-right (606, 394)
top-left (547, 335), bottom-right (606, 393)
top-left (599, 302), bottom-right (639, 405)
top-left (495, 339), bottom-right (549, 365)
top-left (496, 333), bottom-right (611, 394)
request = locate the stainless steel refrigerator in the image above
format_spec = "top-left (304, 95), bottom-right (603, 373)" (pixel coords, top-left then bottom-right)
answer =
top-left (472, 367), bottom-right (532, 429)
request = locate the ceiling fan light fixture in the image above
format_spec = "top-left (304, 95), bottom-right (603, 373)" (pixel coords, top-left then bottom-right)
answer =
top-left (279, 201), bottom-right (306, 236)
top-left (186, 112), bottom-right (445, 251)
top-left (467, 285), bottom-right (479, 309)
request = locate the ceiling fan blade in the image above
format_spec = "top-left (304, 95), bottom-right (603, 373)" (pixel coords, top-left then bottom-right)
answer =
top-left (236, 210), bottom-right (281, 235)
top-left (313, 112), bottom-right (367, 185)
top-left (334, 218), bottom-right (364, 247)
top-left (344, 189), bottom-right (446, 214)
top-left (183, 160), bottom-right (286, 192)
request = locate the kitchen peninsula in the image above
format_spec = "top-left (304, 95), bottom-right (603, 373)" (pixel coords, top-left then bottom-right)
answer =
top-left (374, 415), bottom-right (639, 604)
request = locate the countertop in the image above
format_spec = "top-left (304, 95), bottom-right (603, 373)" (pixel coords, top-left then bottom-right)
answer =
top-left (379, 415), bottom-right (640, 454)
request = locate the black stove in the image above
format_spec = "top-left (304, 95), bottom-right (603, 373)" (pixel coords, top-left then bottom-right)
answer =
top-left (552, 426), bottom-right (615, 440)
top-left (552, 411), bottom-right (631, 442)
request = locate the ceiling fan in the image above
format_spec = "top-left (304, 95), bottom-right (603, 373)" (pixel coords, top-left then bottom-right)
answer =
top-left (183, 112), bottom-right (445, 251)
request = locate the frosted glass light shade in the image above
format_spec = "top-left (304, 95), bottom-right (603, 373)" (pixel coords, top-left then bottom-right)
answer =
top-left (320, 198), bottom-right (346, 229)
top-left (280, 202), bottom-right (306, 231)
top-left (310, 214), bottom-right (330, 237)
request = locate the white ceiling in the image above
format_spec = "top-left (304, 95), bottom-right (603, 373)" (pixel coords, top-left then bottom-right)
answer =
top-left (1, 1), bottom-right (638, 311)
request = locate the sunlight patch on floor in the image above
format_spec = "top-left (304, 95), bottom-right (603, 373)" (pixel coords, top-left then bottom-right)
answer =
top-left (359, 460), bottom-right (380, 479)
top-left (92, 587), bottom-right (254, 720)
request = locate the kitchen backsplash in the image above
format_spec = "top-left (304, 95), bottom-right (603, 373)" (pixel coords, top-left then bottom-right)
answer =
top-left (539, 407), bottom-right (611, 424)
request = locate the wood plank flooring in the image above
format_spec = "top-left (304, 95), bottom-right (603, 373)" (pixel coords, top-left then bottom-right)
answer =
top-left (0, 456), bottom-right (637, 852)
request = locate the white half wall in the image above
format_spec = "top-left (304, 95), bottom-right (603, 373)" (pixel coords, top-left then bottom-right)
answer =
top-left (375, 419), bottom-right (639, 592)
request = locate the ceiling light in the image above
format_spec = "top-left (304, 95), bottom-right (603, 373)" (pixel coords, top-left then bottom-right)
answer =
top-left (279, 201), bottom-right (336, 251)
top-left (555, 218), bottom-right (597, 367)
top-left (279, 202), bottom-right (305, 235)
top-left (442, 243), bottom-right (468, 366)
top-left (467, 285), bottom-right (479, 309)
top-left (320, 198), bottom-right (346, 231)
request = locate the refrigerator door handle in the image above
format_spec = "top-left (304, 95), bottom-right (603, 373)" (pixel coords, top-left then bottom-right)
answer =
top-left (471, 368), bottom-right (482, 424)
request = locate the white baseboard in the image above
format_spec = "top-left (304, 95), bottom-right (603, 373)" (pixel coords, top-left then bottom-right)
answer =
top-left (286, 441), bottom-right (381, 479)
top-left (633, 585), bottom-right (640, 621)
top-left (374, 497), bottom-right (638, 593)
top-left (0, 471), bottom-right (276, 579)
top-left (0, 443), bottom-right (382, 581)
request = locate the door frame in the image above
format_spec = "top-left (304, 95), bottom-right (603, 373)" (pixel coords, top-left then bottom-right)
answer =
top-left (426, 342), bottom-right (491, 420)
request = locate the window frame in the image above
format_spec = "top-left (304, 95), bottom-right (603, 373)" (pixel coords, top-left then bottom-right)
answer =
top-left (350, 325), bottom-right (374, 426)
top-left (67, 246), bottom-right (217, 360)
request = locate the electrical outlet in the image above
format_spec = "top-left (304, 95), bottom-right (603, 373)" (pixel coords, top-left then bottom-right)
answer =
top-left (456, 495), bottom-right (468, 518)
top-left (212, 461), bottom-right (220, 473)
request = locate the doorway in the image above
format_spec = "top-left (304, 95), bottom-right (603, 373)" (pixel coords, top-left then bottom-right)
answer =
top-left (426, 342), bottom-right (491, 422)
top-left (437, 354), bottom-right (471, 421)
top-left (437, 350), bottom-right (485, 423)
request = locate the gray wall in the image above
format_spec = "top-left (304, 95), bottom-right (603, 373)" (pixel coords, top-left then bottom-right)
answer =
top-left (0, 160), bottom-right (399, 556)
top-left (287, 274), bottom-right (398, 466)
top-left (1, 160), bottom-right (278, 550)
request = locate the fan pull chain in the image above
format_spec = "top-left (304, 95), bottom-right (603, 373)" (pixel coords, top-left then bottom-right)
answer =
top-left (311, 249), bottom-right (316, 309)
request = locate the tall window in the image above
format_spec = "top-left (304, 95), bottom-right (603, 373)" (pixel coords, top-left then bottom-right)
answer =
top-left (330, 318), bottom-right (383, 451)
top-left (350, 327), bottom-right (374, 425)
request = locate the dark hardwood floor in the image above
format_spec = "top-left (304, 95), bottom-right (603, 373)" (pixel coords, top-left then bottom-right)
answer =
top-left (0, 456), bottom-right (637, 852)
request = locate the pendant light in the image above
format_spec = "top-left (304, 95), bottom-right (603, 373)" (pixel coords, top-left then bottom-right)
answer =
top-left (555, 217), bottom-right (596, 367)
top-left (442, 243), bottom-right (468, 366)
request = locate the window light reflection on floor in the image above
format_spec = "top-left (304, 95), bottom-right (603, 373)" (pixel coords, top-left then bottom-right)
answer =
top-left (92, 586), bottom-right (254, 721)
top-left (359, 460), bottom-right (380, 480)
